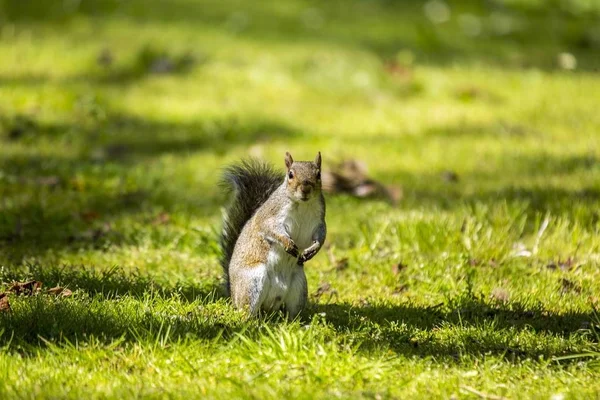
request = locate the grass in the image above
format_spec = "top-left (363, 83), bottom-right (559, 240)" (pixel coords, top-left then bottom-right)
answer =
top-left (0, 0), bottom-right (599, 398)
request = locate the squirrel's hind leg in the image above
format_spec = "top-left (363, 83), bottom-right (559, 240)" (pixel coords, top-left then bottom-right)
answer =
top-left (231, 265), bottom-right (269, 316)
top-left (283, 269), bottom-right (308, 319)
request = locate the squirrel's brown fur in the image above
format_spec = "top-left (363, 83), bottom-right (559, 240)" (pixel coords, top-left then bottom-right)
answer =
top-left (220, 152), bottom-right (326, 318)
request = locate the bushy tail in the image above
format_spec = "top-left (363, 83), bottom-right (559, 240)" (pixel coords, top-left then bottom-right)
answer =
top-left (219, 159), bottom-right (283, 293)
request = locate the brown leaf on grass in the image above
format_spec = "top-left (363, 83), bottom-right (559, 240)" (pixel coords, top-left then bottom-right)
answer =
top-left (73, 223), bottom-right (112, 243)
top-left (333, 257), bottom-right (349, 272)
top-left (326, 247), bottom-right (349, 272)
top-left (322, 159), bottom-right (402, 205)
top-left (561, 278), bottom-right (582, 295)
top-left (490, 287), bottom-right (510, 303)
top-left (384, 61), bottom-right (413, 80)
top-left (47, 287), bottom-right (73, 297)
top-left (392, 284), bottom-right (409, 295)
top-left (441, 170), bottom-right (459, 183)
top-left (152, 212), bottom-right (171, 225)
top-left (468, 258), bottom-right (481, 267)
top-left (312, 282), bottom-right (338, 302)
top-left (313, 282), bottom-right (331, 297)
top-left (392, 262), bottom-right (407, 275)
top-left (80, 210), bottom-right (101, 223)
top-left (9, 280), bottom-right (42, 296)
top-left (547, 257), bottom-right (576, 272)
top-left (0, 294), bottom-right (10, 313)
top-left (36, 176), bottom-right (62, 188)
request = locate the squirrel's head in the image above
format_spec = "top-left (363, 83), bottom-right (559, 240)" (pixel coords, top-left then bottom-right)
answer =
top-left (284, 151), bottom-right (322, 202)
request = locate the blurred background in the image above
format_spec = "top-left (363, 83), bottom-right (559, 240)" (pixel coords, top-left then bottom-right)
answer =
top-left (0, 0), bottom-right (599, 277)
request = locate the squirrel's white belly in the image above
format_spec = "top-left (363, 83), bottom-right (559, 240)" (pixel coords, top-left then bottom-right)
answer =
top-left (285, 201), bottom-right (321, 249)
top-left (262, 248), bottom-right (301, 310)
top-left (258, 200), bottom-right (321, 312)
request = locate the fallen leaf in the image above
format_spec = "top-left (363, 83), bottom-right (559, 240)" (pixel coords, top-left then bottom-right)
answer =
top-left (490, 287), bottom-right (510, 303)
top-left (384, 60), bottom-right (412, 76)
top-left (313, 282), bottom-right (331, 297)
top-left (47, 287), bottom-right (73, 297)
top-left (334, 257), bottom-right (349, 271)
top-left (326, 247), bottom-right (349, 272)
top-left (561, 278), bottom-right (582, 295)
top-left (441, 170), bottom-right (459, 183)
top-left (36, 176), bottom-right (61, 188)
top-left (312, 282), bottom-right (338, 302)
top-left (392, 284), bottom-right (409, 295)
top-left (80, 210), bottom-right (100, 223)
top-left (0, 294), bottom-right (10, 312)
top-left (392, 262), bottom-right (407, 275)
top-left (547, 257), bottom-right (576, 272)
top-left (322, 159), bottom-right (402, 205)
top-left (152, 212), bottom-right (171, 225)
top-left (74, 223), bottom-right (112, 243)
top-left (356, 297), bottom-right (371, 307)
top-left (9, 280), bottom-right (42, 296)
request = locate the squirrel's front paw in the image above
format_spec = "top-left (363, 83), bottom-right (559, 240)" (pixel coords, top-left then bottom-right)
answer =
top-left (297, 245), bottom-right (318, 265)
top-left (285, 241), bottom-right (299, 258)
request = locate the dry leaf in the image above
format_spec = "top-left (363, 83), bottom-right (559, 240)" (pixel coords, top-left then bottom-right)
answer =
top-left (441, 170), bottom-right (459, 183)
top-left (392, 284), bottom-right (409, 295)
top-left (80, 211), bottom-right (100, 223)
top-left (547, 257), bottom-right (576, 272)
top-left (36, 176), bottom-right (61, 187)
top-left (312, 282), bottom-right (338, 302)
top-left (322, 159), bottom-right (402, 205)
top-left (9, 280), bottom-right (42, 296)
top-left (0, 294), bottom-right (10, 313)
top-left (490, 287), bottom-right (510, 303)
top-left (334, 257), bottom-right (349, 272)
top-left (152, 212), bottom-right (171, 225)
top-left (392, 262), bottom-right (407, 275)
top-left (384, 61), bottom-right (413, 80)
top-left (47, 287), bottom-right (73, 297)
top-left (561, 278), bottom-right (582, 295)
top-left (326, 247), bottom-right (349, 272)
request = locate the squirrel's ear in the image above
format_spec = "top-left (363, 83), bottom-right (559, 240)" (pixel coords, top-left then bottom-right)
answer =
top-left (285, 152), bottom-right (294, 169)
top-left (314, 151), bottom-right (322, 169)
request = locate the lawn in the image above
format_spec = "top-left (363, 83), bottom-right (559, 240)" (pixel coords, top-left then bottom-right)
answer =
top-left (1, 0), bottom-right (600, 398)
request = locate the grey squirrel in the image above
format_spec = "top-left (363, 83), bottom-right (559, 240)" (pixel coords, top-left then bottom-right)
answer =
top-left (220, 152), bottom-right (326, 318)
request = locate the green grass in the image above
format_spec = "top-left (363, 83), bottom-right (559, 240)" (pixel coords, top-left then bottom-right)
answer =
top-left (1, 0), bottom-right (600, 398)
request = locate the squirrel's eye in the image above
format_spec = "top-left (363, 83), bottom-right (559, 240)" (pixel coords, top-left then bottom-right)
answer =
top-left (316, 170), bottom-right (321, 180)
top-left (288, 170), bottom-right (294, 179)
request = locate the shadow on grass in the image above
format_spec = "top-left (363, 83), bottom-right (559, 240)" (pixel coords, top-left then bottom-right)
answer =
top-left (0, 275), bottom-right (594, 362)
top-left (311, 298), bottom-right (597, 361)
top-left (0, 264), bottom-right (594, 361)
top-left (0, 265), bottom-right (233, 345)
top-left (0, 265), bottom-right (224, 302)
top-left (0, 113), bottom-right (299, 263)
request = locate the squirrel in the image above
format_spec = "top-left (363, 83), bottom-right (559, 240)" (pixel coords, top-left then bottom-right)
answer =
top-left (220, 152), bottom-right (326, 318)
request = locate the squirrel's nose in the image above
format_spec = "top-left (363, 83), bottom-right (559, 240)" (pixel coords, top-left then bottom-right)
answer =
top-left (301, 183), bottom-right (313, 194)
